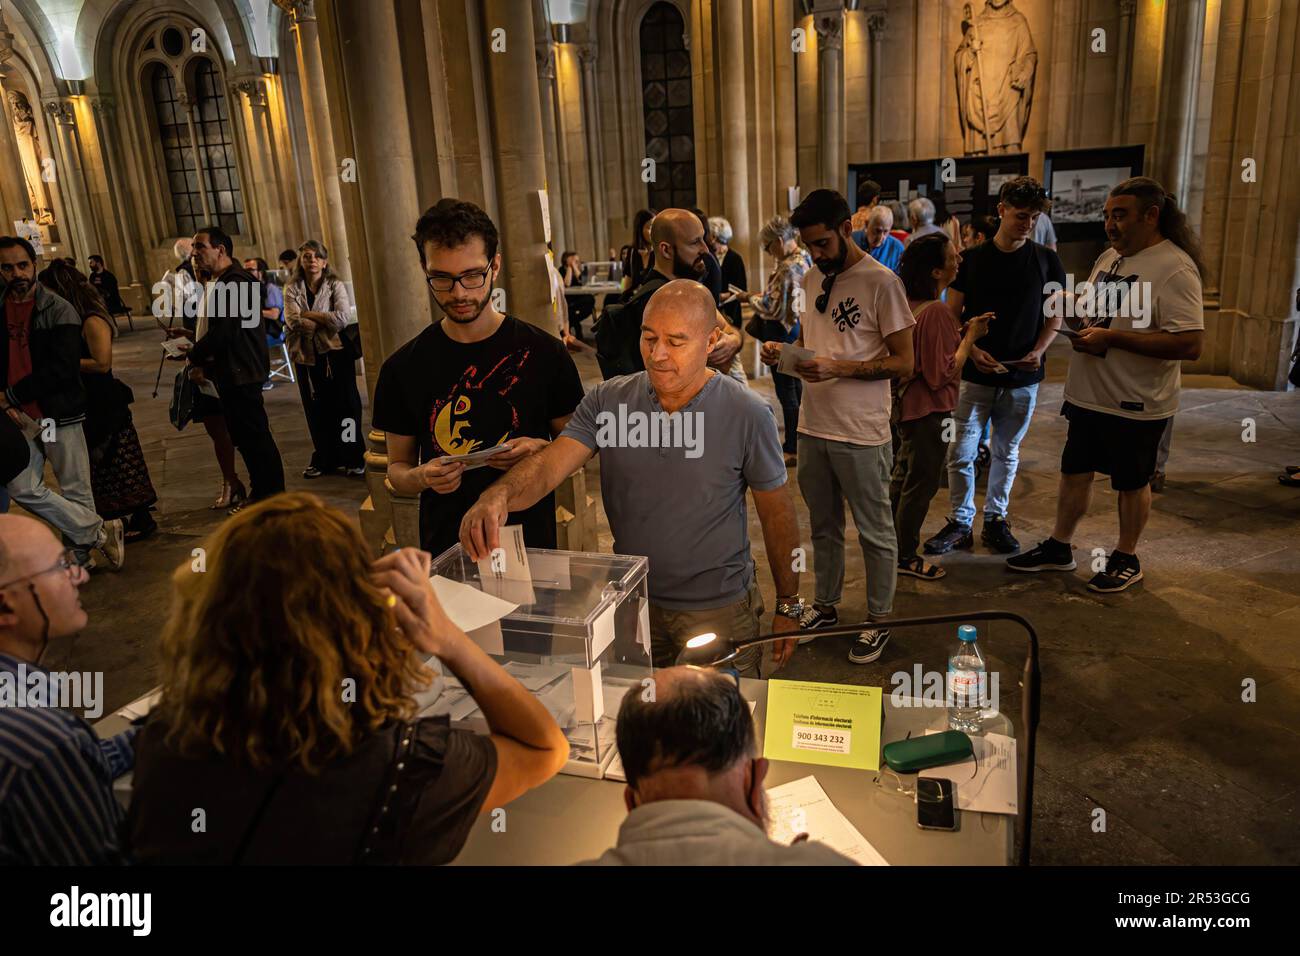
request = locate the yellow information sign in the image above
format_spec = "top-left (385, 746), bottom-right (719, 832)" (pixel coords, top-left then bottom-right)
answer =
top-left (763, 679), bottom-right (882, 771)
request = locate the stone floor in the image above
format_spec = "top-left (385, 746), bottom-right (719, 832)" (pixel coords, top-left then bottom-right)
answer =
top-left (27, 327), bottom-right (1300, 866)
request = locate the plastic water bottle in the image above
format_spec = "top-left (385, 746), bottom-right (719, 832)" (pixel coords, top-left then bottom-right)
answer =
top-left (948, 625), bottom-right (986, 733)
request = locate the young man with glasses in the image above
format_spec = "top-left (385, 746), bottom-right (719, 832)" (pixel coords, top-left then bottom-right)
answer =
top-left (762, 189), bottom-right (914, 664)
top-left (0, 514), bottom-right (137, 863)
top-left (373, 199), bottom-right (585, 555)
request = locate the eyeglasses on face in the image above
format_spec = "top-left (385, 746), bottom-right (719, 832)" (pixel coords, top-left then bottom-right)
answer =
top-left (426, 268), bottom-right (491, 293)
top-left (0, 548), bottom-right (81, 591)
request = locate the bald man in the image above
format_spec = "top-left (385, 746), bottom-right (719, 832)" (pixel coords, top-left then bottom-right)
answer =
top-left (597, 209), bottom-right (743, 380)
top-left (462, 280), bottom-right (804, 676)
top-left (0, 515), bottom-right (137, 864)
top-left (582, 666), bottom-right (855, 865)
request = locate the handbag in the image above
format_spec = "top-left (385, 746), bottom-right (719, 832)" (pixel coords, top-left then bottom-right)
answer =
top-left (341, 322), bottom-right (363, 360)
top-left (168, 369), bottom-right (196, 431)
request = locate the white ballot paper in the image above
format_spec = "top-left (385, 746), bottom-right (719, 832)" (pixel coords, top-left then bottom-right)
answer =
top-left (434, 443), bottom-right (509, 472)
top-left (116, 688), bottom-right (163, 721)
top-left (477, 524), bottom-right (535, 606)
top-left (777, 344), bottom-right (816, 377)
top-left (920, 731), bottom-right (1018, 816)
top-left (766, 775), bottom-right (890, 866)
top-left (430, 574), bottom-right (518, 634)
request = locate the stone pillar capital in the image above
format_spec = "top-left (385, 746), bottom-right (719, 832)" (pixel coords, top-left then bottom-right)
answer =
top-left (536, 41), bottom-right (555, 80)
top-left (867, 12), bottom-right (887, 37)
top-left (577, 42), bottom-right (598, 69)
top-left (89, 95), bottom-right (117, 117)
top-left (42, 98), bottom-right (75, 126)
top-left (273, 0), bottom-right (315, 22)
top-left (231, 77), bottom-right (268, 106)
top-left (814, 13), bottom-right (843, 51)
top-left (1118, 0), bottom-right (1137, 14)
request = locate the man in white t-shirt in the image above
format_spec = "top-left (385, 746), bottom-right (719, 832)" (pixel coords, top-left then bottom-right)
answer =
top-left (761, 189), bottom-right (914, 664)
top-left (1009, 177), bottom-right (1204, 592)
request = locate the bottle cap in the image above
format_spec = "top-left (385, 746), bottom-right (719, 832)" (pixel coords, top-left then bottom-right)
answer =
top-left (958, 624), bottom-right (978, 642)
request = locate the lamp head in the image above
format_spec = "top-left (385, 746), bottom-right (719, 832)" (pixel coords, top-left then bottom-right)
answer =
top-left (675, 631), bottom-right (738, 668)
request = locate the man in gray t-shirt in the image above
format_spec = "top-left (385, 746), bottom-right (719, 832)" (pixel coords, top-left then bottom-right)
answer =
top-left (460, 281), bottom-right (804, 675)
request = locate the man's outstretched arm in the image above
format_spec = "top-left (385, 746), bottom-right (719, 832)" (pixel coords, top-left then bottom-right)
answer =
top-left (459, 437), bottom-right (594, 559)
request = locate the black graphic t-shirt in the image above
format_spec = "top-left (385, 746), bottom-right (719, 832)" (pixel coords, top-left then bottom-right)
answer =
top-left (372, 316), bottom-right (585, 556)
top-left (950, 238), bottom-right (1066, 388)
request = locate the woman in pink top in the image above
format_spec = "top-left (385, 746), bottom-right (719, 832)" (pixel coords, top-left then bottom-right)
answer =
top-left (891, 234), bottom-right (992, 580)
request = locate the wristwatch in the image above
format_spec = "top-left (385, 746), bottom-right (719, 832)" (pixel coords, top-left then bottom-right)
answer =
top-left (774, 595), bottom-right (805, 620)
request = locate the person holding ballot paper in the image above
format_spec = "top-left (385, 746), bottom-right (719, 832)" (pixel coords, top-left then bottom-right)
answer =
top-left (373, 199), bottom-right (585, 555)
top-left (460, 280), bottom-right (804, 677)
top-left (760, 189), bottom-right (914, 667)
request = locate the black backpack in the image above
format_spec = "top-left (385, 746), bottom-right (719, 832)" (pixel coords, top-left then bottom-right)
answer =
top-left (592, 274), bottom-right (667, 380)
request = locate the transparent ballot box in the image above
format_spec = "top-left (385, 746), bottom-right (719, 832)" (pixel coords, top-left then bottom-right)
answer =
top-left (421, 544), bottom-right (651, 778)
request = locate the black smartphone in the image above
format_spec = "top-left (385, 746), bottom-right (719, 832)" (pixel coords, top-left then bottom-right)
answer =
top-left (916, 777), bottom-right (959, 831)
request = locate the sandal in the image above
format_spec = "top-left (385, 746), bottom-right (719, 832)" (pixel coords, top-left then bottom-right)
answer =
top-left (211, 481), bottom-right (247, 509)
top-left (897, 555), bottom-right (947, 580)
top-left (1279, 473), bottom-right (1300, 487)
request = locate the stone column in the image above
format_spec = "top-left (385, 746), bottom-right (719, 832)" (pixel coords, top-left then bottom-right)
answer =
top-left (717, 0), bottom-right (752, 258)
top-left (1112, 0), bottom-right (1137, 144)
top-left (868, 11), bottom-right (886, 160)
top-left (536, 40), bottom-right (567, 256)
top-left (578, 43), bottom-right (608, 257)
top-left (41, 100), bottom-right (100, 262)
top-left (772, 0), bottom-right (797, 209)
top-left (481, 0), bottom-right (551, 333)
top-left (286, 0), bottom-right (351, 278)
top-left (814, 10), bottom-right (844, 193)
top-left (86, 96), bottom-right (145, 304)
top-left (1151, 0), bottom-right (1207, 205)
top-left (232, 78), bottom-right (287, 256)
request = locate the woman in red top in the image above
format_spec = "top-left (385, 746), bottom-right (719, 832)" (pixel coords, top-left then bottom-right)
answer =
top-left (891, 234), bottom-right (992, 581)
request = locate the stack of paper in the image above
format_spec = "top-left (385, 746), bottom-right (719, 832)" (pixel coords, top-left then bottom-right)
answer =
top-left (919, 731), bottom-right (1018, 815)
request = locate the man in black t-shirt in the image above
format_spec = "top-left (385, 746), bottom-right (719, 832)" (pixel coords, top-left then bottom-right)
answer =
top-left (372, 199), bottom-right (585, 556)
top-left (924, 177), bottom-right (1065, 558)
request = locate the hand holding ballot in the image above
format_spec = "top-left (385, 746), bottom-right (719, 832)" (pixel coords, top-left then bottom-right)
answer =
top-left (483, 437), bottom-right (549, 471)
top-left (419, 456), bottom-right (465, 495)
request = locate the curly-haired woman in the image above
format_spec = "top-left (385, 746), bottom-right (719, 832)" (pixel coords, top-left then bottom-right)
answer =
top-left (126, 493), bottom-right (568, 864)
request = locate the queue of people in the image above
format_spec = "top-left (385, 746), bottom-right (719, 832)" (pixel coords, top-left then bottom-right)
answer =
top-left (0, 171), bottom-right (1211, 867)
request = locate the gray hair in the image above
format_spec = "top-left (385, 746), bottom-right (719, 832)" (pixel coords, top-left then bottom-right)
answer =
top-left (867, 205), bottom-right (893, 229)
top-left (908, 197), bottom-right (936, 225)
top-left (758, 215), bottom-right (796, 249)
top-left (172, 238), bottom-right (192, 261)
top-left (707, 216), bottom-right (734, 246)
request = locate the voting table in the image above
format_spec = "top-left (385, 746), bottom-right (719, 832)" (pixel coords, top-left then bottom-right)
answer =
top-left (451, 677), bottom-right (1015, 866)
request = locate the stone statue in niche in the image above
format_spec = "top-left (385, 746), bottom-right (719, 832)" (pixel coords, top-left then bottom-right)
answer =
top-left (954, 0), bottom-right (1038, 155)
top-left (8, 91), bottom-right (55, 225)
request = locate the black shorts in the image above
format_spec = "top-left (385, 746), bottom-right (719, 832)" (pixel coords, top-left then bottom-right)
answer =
top-left (192, 391), bottom-right (223, 422)
top-left (1060, 402), bottom-right (1168, 491)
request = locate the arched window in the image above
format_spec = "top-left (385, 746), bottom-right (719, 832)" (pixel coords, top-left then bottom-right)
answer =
top-left (149, 57), bottom-right (245, 236)
top-left (640, 2), bottom-right (694, 210)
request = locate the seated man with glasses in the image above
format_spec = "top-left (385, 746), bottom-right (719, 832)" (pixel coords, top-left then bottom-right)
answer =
top-left (581, 666), bottom-right (854, 865)
top-left (0, 514), bottom-right (137, 863)
top-left (373, 198), bottom-right (586, 555)
top-left (761, 189), bottom-right (915, 666)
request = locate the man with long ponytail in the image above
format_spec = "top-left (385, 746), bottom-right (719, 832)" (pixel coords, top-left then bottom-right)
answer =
top-left (1008, 176), bottom-right (1204, 593)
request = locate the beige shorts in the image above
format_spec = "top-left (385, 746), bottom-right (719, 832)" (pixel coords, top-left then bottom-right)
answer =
top-left (648, 582), bottom-right (766, 677)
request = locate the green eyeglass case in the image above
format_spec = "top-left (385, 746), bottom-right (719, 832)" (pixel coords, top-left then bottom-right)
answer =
top-left (882, 730), bottom-right (974, 773)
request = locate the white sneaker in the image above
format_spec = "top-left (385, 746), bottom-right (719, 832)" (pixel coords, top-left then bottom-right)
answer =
top-left (98, 518), bottom-right (126, 571)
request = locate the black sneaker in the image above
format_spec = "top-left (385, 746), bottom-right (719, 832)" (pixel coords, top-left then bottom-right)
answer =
top-left (1006, 538), bottom-right (1077, 572)
top-left (923, 519), bottom-right (974, 555)
top-left (1087, 551), bottom-right (1144, 593)
top-left (982, 517), bottom-right (1021, 554)
top-left (848, 628), bottom-right (890, 664)
top-left (797, 605), bottom-right (838, 645)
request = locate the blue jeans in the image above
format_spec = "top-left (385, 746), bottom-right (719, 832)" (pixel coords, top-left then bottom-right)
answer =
top-left (5, 423), bottom-right (104, 549)
top-left (947, 382), bottom-right (1038, 527)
